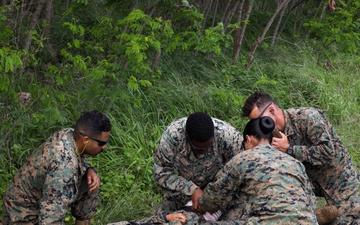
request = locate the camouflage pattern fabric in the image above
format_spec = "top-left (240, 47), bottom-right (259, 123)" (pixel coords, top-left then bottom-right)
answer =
top-left (199, 143), bottom-right (318, 224)
top-left (283, 108), bottom-right (360, 224)
top-left (107, 210), bottom-right (204, 225)
top-left (2, 128), bottom-right (99, 224)
top-left (153, 117), bottom-right (243, 219)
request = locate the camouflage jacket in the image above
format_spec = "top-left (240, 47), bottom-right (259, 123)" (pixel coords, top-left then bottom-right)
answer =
top-left (199, 143), bottom-right (318, 224)
top-left (153, 117), bottom-right (243, 197)
top-left (2, 128), bottom-right (90, 224)
top-left (284, 107), bottom-right (360, 205)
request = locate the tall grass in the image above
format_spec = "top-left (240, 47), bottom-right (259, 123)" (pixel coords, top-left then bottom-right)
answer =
top-left (89, 45), bottom-right (360, 224)
top-left (0, 42), bottom-right (359, 224)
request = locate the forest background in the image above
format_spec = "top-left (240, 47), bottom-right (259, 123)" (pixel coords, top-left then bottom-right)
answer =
top-left (0, 0), bottom-right (359, 224)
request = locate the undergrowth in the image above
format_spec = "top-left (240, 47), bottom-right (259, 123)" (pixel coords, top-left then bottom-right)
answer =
top-left (1, 43), bottom-right (359, 224)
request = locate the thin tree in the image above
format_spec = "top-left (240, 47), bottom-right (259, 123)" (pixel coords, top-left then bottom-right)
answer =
top-left (201, 0), bottom-right (214, 33)
top-left (232, 0), bottom-right (244, 63)
top-left (44, 0), bottom-right (56, 60)
top-left (222, 1), bottom-right (240, 31)
top-left (211, 0), bottom-right (219, 27)
top-left (246, 0), bottom-right (291, 69)
top-left (271, 2), bottom-right (288, 46)
top-left (233, 0), bottom-right (253, 63)
top-left (23, 0), bottom-right (46, 52)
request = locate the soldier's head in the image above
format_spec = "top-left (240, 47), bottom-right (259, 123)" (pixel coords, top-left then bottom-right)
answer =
top-left (242, 91), bottom-right (285, 132)
top-left (185, 112), bottom-right (214, 154)
top-left (74, 110), bottom-right (112, 156)
top-left (242, 116), bottom-right (274, 150)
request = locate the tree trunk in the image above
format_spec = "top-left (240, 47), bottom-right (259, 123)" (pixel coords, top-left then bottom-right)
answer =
top-left (271, 3), bottom-right (287, 46)
top-left (278, 0), bottom-right (300, 35)
top-left (44, 0), bottom-right (56, 60)
top-left (211, 0), bottom-right (219, 27)
top-left (22, 0), bottom-right (46, 67)
top-left (152, 49), bottom-right (161, 70)
top-left (145, 0), bottom-right (161, 17)
top-left (232, 0), bottom-right (244, 62)
top-left (23, 0), bottom-right (46, 52)
top-left (221, 0), bottom-right (232, 25)
top-left (201, 0), bottom-right (213, 33)
top-left (223, 0), bottom-right (240, 31)
top-left (246, 0), bottom-right (290, 69)
top-left (234, 0), bottom-right (253, 63)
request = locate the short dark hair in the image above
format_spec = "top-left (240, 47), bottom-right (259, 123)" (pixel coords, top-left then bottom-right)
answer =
top-left (242, 91), bottom-right (277, 117)
top-left (74, 110), bottom-right (112, 137)
top-left (185, 112), bottom-right (214, 142)
top-left (243, 116), bottom-right (274, 143)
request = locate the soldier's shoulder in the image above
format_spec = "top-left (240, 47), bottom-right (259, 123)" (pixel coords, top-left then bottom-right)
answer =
top-left (165, 117), bottom-right (186, 131)
top-left (212, 118), bottom-right (241, 133)
top-left (286, 107), bottom-right (325, 119)
top-left (43, 129), bottom-right (77, 163)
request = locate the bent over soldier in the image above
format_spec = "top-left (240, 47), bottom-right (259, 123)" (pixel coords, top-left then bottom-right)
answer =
top-left (199, 117), bottom-right (318, 224)
top-left (153, 112), bottom-right (243, 222)
top-left (2, 110), bottom-right (112, 225)
top-left (242, 91), bottom-right (360, 225)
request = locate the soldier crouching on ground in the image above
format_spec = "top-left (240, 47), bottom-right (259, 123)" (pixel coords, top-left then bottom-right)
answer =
top-left (242, 91), bottom-right (359, 224)
top-left (2, 110), bottom-right (112, 225)
top-left (199, 116), bottom-right (318, 224)
top-left (153, 112), bottom-right (244, 223)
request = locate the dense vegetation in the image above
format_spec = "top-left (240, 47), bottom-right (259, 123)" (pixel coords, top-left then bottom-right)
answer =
top-left (0, 0), bottom-right (359, 224)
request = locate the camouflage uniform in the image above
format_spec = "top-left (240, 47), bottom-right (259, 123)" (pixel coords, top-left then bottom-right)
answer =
top-left (2, 128), bottom-right (99, 225)
top-left (153, 117), bottom-right (243, 222)
top-left (199, 143), bottom-right (318, 225)
top-left (283, 107), bottom-right (360, 224)
top-left (107, 209), bottom-right (205, 225)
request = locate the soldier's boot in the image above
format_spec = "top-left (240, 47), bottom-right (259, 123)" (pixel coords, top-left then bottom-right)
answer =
top-left (75, 219), bottom-right (90, 225)
top-left (315, 205), bottom-right (339, 225)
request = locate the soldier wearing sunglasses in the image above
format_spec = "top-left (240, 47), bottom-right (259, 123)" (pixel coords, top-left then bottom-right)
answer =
top-left (2, 110), bottom-right (112, 225)
top-left (153, 112), bottom-right (244, 223)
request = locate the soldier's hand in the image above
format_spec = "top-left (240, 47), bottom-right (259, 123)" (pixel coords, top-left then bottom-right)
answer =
top-left (191, 188), bottom-right (203, 211)
top-left (166, 213), bottom-right (187, 224)
top-left (87, 168), bottom-right (100, 192)
top-left (271, 131), bottom-right (290, 152)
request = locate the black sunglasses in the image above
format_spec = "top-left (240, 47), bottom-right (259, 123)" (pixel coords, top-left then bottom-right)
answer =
top-left (257, 102), bottom-right (272, 118)
top-left (185, 133), bottom-right (214, 152)
top-left (80, 132), bottom-right (110, 146)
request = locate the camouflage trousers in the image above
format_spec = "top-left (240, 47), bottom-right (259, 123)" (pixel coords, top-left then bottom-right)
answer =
top-left (2, 176), bottom-right (99, 224)
top-left (311, 179), bottom-right (360, 225)
top-left (330, 195), bottom-right (360, 225)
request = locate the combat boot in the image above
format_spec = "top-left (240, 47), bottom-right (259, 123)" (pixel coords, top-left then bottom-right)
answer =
top-left (315, 205), bottom-right (339, 225)
top-left (75, 219), bottom-right (90, 225)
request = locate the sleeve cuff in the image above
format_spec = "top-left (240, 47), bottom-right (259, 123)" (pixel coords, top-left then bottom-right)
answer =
top-left (184, 183), bottom-right (199, 196)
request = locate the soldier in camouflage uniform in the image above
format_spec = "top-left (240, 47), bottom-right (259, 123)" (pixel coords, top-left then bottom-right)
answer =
top-left (153, 112), bottom-right (244, 223)
top-left (2, 110), bottom-right (112, 225)
top-left (199, 116), bottom-right (318, 224)
top-left (242, 91), bottom-right (360, 225)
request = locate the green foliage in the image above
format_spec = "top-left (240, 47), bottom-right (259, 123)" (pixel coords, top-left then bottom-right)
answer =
top-left (0, 6), bottom-right (12, 44)
top-left (1, 2), bottom-right (360, 224)
top-left (195, 23), bottom-right (233, 55)
top-left (0, 47), bottom-right (24, 90)
top-left (304, 1), bottom-right (360, 54)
